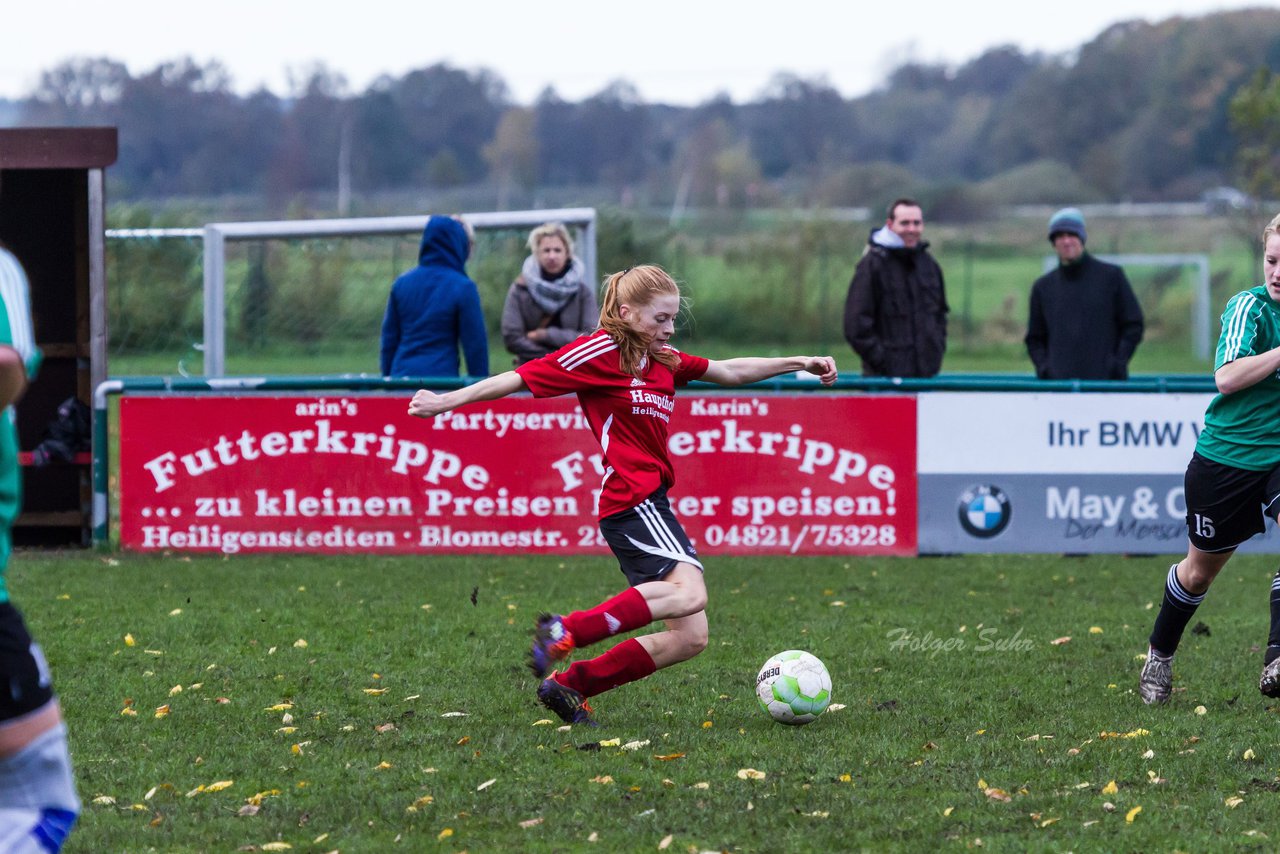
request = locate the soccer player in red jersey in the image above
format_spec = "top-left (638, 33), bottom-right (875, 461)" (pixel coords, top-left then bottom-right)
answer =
top-left (408, 265), bottom-right (837, 724)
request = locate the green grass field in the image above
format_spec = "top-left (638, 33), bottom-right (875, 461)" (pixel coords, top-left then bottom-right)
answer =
top-left (20, 549), bottom-right (1280, 852)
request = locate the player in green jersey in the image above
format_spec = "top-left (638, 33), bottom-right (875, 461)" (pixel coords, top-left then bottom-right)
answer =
top-left (1140, 212), bottom-right (1280, 705)
top-left (0, 242), bottom-right (78, 851)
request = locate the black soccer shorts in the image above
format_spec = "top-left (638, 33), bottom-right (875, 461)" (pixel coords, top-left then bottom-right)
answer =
top-left (0, 603), bottom-right (55, 722)
top-left (598, 487), bottom-right (703, 586)
top-left (1184, 451), bottom-right (1280, 553)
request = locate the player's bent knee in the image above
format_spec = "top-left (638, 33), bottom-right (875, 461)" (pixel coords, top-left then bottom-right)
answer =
top-left (675, 588), bottom-right (708, 616)
top-left (674, 628), bottom-right (709, 660)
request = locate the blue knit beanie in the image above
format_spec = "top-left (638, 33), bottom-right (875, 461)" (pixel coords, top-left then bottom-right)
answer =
top-left (1048, 207), bottom-right (1086, 243)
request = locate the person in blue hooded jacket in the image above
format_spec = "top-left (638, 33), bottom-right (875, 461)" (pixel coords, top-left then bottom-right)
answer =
top-left (380, 215), bottom-right (490, 378)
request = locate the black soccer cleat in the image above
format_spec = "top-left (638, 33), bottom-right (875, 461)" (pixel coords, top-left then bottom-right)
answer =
top-left (537, 674), bottom-right (596, 726)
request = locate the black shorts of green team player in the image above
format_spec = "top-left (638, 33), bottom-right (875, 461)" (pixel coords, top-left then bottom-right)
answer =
top-left (599, 487), bottom-right (704, 586)
top-left (0, 603), bottom-right (55, 722)
top-left (1184, 451), bottom-right (1280, 553)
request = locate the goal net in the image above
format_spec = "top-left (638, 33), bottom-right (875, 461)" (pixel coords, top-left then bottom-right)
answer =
top-left (106, 208), bottom-right (597, 377)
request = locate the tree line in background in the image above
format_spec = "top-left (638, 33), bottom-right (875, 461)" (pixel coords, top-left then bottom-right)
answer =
top-left (8, 8), bottom-right (1280, 216)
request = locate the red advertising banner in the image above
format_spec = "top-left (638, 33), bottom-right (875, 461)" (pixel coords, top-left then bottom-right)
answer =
top-left (119, 393), bottom-right (916, 556)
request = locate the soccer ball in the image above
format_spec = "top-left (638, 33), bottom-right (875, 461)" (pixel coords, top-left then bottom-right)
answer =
top-left (755, 650), bottom-right (832, 725)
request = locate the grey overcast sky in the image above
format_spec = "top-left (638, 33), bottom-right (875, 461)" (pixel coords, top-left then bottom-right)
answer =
top-left (1, 0), bottom-right (1259, 104)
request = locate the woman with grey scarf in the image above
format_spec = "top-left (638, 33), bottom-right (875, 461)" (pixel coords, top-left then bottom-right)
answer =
top-left (501, 222), bottom-right (599, 365)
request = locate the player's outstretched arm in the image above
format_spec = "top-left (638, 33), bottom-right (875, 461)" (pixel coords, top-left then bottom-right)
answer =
top-left (701, 356), bottom-right (838, 387)
top-left (409, 371), bottom-right (528, 418)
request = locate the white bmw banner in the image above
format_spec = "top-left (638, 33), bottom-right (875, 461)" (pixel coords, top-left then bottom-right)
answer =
top-left (917, 392), bottom-right (1280, 554)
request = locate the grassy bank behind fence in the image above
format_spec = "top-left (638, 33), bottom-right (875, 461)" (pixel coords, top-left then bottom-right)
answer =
top-left (23, 549), bottom-right (1280, 852)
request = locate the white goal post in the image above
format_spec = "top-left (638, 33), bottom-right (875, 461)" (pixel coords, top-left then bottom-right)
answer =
top-left (182, 207), bottom-right (595, 377)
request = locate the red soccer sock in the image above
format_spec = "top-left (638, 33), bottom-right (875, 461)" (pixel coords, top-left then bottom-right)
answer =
top-left (558, 638), bottom-right (657, 698)
top-left (562, 587), bottom-right (652, 648)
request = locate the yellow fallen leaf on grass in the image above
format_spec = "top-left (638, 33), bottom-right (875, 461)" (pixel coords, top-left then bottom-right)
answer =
top-left (1089, 627), bottom-right (1103, 634)
top-left (261, 843), bottom-right (292, 851)
top-left (265, 703), bottom-right (293, 712)
top-left (124, 634), bottom-right (136, 647)
top-left (1050, 637), bottom-right (1071, 645)
top-left (477, 778), bottom-right (496, 791)
top-left (1243, 749), bottom-right (1256, 761)
top-left (1101, 780), bottom-right (1118, 795)
top-left (532, 719), bottom-right (555, 726)
top-left (247, 790), bottom-right (280, 806)
top-left (406, 795), bottom-right (434, 812)
top-left (692, 782), bottom-right (710, 789)
top-left (520, 817), bottom-right (544, 828)
top-left (375, 762), bottom-right (392, 770)
top-left (943, 807), bottom-right (954, 816)
top-left (621, 740), bottom-right (650, 751)
top-left (984, 787), bottom-right (1011, 803)
top-left (154, 705), bottom-right (170, 719)
top-left (119, 707), bottom-right (137, 717)
top-left (1226, 797), bottom-right (1244, 809)
top-left (598, 738), bottom-right (621, 747)
top-left (92, 795), bottom-right (116, 805)
top-left (363, 688), bottom-right (388, 696)
top-left (293, 639), bottom-right (307, 648)
top-left (737, 769), bottom-right (766, 780)
top-left (438, 828), bottom-right (453, 840)
top-left (653, 753), bottom-right (685, 761)
top-left (168, 685), bottom-right (182, 697)
top-left (1125, 806), bottom-right (1142, 823)
top-left (185, 781), bottom-right (233, 798)
top-left (590, 775), bottom-right (614, 784)
top-left (1195, 705), bottom-right (1208, 716)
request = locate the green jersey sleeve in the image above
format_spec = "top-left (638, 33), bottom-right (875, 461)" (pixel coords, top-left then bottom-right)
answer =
top-left (0, 248), bottom-right (42, 379)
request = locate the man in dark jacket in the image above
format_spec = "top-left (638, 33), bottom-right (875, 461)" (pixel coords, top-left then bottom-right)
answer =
top-left (1025, 207), bottom-right (1144, 380)
top-left (380, 215), bottom-right (489, 378)
top-left (842, 198), bottom-right (948, 377)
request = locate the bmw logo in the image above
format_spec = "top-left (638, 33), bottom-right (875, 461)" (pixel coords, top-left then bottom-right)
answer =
top-left (957, 485), bottom-right (1011, 538)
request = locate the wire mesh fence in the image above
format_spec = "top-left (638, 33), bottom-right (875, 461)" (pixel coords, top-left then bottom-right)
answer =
top-left (105, 216), bottom-right (1255, 377)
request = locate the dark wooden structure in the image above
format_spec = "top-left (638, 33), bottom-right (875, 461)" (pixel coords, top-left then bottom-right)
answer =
top-left (0, 127), bottom-right (117, 544)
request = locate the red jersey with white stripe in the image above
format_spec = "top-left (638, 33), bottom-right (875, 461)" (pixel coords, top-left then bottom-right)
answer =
top-left (515, 329), bottom-right (709, 519)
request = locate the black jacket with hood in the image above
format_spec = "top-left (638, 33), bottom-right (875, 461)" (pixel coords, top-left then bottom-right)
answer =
top-left (842, 228), bottom-right (948, 378)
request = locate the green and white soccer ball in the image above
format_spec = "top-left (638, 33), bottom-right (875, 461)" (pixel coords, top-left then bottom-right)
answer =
top-left (755, 650), bottom-right (832, 725)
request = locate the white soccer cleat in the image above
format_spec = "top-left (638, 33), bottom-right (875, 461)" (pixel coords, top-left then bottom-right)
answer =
top-left (1139, 649), bottom-right (1173, 705)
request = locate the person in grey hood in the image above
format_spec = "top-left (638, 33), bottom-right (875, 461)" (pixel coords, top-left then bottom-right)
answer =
top-left (842, 198), bottom-right (948, 377)
top-left (501, 222), bottom-right (598, 366)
